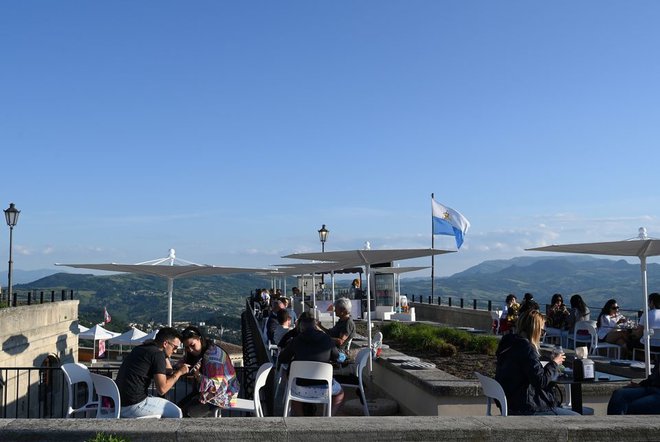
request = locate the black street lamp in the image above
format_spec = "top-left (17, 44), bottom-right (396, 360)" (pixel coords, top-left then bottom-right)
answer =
top-left (4, 203), bottom-right (20, 305)
top-left (318, 224), bottom-right (329, 284)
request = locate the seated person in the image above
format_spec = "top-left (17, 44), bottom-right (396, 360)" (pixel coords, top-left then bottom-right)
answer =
top-left (116, 327), bottom-right (187, 418)
top-left (495, 309), bottom-right (578, 415)
top-left (273, 309), bottom-right (292, 346)
top-left (266, 297), bottom-right (286, 342)
top-left (322, 297), bottom-right (355, 354)
top-left (278, 311), bottom-right (312, 350)
top-left (176, 326), bottom-right (239, 417)
top-left (566, 294), bottom-right (590, 333)
top-left (546, 293), bottom-right (570, 330)
top-left (278, 315), bottom-right (344, 416)
top-left (608, 353), bottom-right (660, 414)
top-left (597, 299), bottom-right (639, 358)
top-left (499, 294), bottom-right (518, 333)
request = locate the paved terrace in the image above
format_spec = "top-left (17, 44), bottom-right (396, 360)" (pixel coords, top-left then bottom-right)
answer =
top-left (2, 416), bottom-right (659, 441)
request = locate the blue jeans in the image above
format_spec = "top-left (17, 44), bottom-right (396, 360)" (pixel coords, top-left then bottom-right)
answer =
top-left (121, 396), bottom-right (182, 418)
top-left (534, 407), bottom-right (580, 416)
top-left (607, 386), bottom-right (660, 415)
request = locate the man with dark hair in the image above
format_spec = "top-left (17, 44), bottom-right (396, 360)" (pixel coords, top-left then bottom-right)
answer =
top-left (116, 327), bottom-right (189, 418)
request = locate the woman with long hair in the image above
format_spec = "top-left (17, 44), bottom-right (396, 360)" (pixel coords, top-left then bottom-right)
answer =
top-left (546, 293), bottom-right (570, 330)
top-left (176, 325), bottom-right (240, 417)
top-left (597, 299), bottom-right (634, 357)
top-left (495, 309), bottom-right (578, 415)
top-left (566, 294), bottom-right (590, 332)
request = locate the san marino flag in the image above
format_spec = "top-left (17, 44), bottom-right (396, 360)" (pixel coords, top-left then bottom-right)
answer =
top-left (432, 198), bottom-right (470, 249)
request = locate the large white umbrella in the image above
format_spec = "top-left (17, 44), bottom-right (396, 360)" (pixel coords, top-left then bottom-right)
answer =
top-left (527, 228), bottom-right (660, 376)
top-left (283, 248), bottom-right (453, 372)
top-left (135, 329), bottom-right (159, 343)
top-left (78, 324), bottom-right (121, 359)
top-left (57, 249), bottom-right (266, 326)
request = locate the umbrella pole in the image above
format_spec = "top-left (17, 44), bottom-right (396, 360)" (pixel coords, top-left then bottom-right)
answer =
top-left (366, 264), bottom-right (373, 374)
top-left (167, 277), bottom-right (174, 327)
top-left (331, 271), bottom-right (336, 326)
top-left (641, 256), bottom-right (652, 377)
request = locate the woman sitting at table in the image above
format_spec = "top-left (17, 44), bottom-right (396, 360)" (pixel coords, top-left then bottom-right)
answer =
top-left (546, 293), bottom-right (570, 330)
top-left (495, 309), bottom-right (579, 415)
top-left (499, 294), bottom-right (519, 333)
top-left (176, 325), bottom-right (240, 417)
top-left (597, 299), bottom-right (637, 358)
top-left (566, 294), bottom-right (590, 332)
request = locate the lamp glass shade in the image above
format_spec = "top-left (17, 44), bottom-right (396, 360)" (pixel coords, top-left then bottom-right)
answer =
top-left (4, 203), bottom-right (20, 227)
top-left (318, 224), bottom-right (329, 243)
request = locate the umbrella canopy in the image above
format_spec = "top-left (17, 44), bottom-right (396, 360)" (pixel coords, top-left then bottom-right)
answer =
top-left (79, 324), bottom-right (120, 341)
top-left (57, 249), bottom-right (266, 326)
top-left (284, 248), bottom-right (453, 372)
top-left (109, 327), bottom-right (148, 346)
top-left (135, 329), bottom-right (159, 343)
top-left (527, 228), bottom-right (660, 375)
top-left (77, 324), bottom-right (89, 334)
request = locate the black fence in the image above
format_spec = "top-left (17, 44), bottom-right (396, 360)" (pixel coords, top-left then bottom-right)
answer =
top-left (0, 365), bottom-right (255, 419)
top-left (0, 290), bottom-right (75, 308)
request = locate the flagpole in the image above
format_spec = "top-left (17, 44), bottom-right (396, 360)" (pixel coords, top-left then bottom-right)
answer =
top-left (431, 192), bottom-right (435, 303)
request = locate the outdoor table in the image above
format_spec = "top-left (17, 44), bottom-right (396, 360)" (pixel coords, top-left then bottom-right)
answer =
top-left (554, 370), bottom-right (629, 414)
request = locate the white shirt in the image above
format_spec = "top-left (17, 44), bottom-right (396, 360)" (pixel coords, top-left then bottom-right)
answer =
top-left (639, 309), bottom-right (660, 330)
top-left (597, 314), bottom-right (624, 340)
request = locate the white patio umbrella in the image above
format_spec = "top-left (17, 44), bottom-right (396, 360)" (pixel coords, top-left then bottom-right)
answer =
top-left (527, 227), bottom-right (660, 376)
top-left (78, 324), bottom-right (121, 359)
top-left (283, 248), bottom-right (453, 372)
top-left (77, 324), bottom-right (89, 334)
top-left (57, 249), bottom-right (266, 326)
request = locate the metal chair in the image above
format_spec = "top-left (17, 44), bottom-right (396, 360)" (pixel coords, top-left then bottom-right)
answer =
top-left (61, 363), bottom-right (98, 418)
top-left (283, 361), bottom-right (334, 417)
top-left (475, 372), bottom-right (507, 416)
top-left (214, 362), bottom-right (273, 417)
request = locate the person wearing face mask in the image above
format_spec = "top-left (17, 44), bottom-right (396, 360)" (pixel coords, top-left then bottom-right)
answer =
top-left (176, 325), bottom-right (239, 417)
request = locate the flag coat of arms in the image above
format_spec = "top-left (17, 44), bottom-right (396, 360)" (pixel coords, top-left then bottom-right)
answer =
top-left (103, 307), bottom-right (111, 324)
top-left (432, 199), bottom-right (470, 249)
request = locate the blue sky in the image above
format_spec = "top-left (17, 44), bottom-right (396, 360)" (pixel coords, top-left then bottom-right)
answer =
top-left (1, 1), bottom-right (660, 278)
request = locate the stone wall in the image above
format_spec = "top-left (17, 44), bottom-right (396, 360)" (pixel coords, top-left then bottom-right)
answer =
top-left (0, 301), bottom-right (79, 367)
top-left (1, 416), bottom-right (659, 441)
top-left (0, 301), bottom-right (79, 417)
top-left (412, 302), bottom-right (494, 330)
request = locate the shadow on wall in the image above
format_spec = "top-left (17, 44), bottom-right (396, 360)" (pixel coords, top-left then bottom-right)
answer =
top-left (2, 334), bottom-right (30, 356)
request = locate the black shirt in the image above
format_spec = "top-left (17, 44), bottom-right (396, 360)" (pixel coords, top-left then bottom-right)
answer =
top-left (116, 341), bottom-right (167, 406)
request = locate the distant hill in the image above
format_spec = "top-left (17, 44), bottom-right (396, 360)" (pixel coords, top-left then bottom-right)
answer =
top-left (1, 268), bottom-right (59, 284)
top-left (400, 255), bottom-right (655, 311)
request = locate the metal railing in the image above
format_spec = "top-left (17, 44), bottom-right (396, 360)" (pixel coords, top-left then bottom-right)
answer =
top-left (0, 365), bottom-right (253, 419)
top-left (0, 290), bottom-right (75, 308)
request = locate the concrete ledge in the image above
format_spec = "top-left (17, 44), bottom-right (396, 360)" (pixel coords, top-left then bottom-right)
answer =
top-left (2, 416), bottom-right (660, 441)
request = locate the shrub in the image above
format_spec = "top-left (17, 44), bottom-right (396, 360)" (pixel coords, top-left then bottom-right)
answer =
top-left (88, 433), bottom-right (129, 442)
top-left (467, 335), bottom-right (499, 356)
top-left (382, 322), bottom-right (496, 356)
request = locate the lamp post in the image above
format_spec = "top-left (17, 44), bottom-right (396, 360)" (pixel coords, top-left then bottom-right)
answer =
top-left (318, 224), bottom-right (329, 285)
top-left (5, 203), bottom-right (20, 306)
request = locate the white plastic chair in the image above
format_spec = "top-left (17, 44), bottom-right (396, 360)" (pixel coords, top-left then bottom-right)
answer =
top-left (283, 361), bottom-right (334, 417)
top-left (338, 348), bottom-right (371, 416)
top-left (490, 311), bottom-right (502, 335)
top-left (580, 322), bottom-right (622, 359)
top-left (89, 373), bottom-right (121, 419)
top-left (543, 327), bottom-right (567, 347)
top-left (61, 363), bottom-right (98, 418)
top-left (214, 362), bottom-right (273, 417)
top-left (475, 372), bottom-right (507, 416)
top-left (566, 320), bottom-right (596, 349)
top-left (633, 327), bottom-right (660, 361)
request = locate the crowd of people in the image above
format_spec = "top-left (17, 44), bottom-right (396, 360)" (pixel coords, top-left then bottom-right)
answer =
top-left (112, 286), bottom-right (659, 418)
top-left (494, 291), bottom-right (660, 415)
